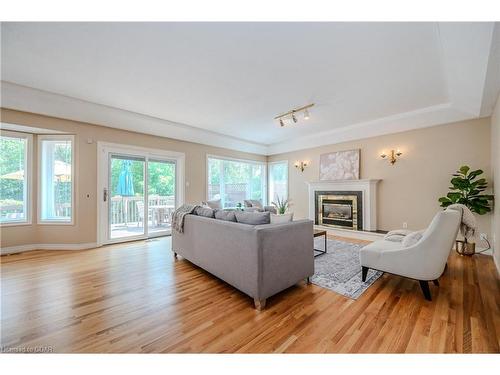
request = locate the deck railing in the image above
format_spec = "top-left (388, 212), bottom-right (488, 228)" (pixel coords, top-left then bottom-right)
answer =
top-left (110, 195), bottom-right (174, 225)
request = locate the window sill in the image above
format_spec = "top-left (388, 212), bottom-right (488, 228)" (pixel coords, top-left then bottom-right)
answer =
top-left (37, 220), bottom-right (74, 226)
top-left (0, 221), bottom-right (32, 227)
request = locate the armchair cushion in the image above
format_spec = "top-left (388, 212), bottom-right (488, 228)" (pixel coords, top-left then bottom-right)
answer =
top-left (402, 230), bottom-right (425, 247)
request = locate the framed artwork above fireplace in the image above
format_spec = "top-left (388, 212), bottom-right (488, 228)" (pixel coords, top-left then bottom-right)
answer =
top-left (319, 149), bottom-right (360, 181)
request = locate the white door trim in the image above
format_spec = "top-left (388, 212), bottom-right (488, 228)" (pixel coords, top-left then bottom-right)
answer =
top-left (97, 142), bottom-right (185, 246)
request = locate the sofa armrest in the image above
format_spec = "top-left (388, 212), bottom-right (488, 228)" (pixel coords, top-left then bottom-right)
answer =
top-left (254, 219), bottom-right (314, 299)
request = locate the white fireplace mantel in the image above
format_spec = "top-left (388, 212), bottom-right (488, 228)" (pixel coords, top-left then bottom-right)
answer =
top-left (307, 179), bottom-right (381, 231)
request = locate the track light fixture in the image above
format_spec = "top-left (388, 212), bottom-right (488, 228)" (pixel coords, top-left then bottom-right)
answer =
top-left (275, 103), bottom-right (314, 127)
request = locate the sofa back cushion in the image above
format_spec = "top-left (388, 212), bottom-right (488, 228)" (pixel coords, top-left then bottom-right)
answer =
top-left (214, 209), bottom-right (237, 222)
top-left (235, 211), bottom-right (270, 225)
top-left (194, 206), bottom-right (215, 218)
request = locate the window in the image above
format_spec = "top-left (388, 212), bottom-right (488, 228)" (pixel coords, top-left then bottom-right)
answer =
top-left (268, 161), bottom-right (288, 203)
top-left (0, 131), bottom-right (32, 224)
top-left (39, 135), bottom-right (74, 223)
top-left (207, 156), bottom-right (266, 208)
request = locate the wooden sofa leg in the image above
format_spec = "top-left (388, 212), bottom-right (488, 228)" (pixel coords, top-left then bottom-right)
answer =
top-left (173, 251), bottom-right (178, 259)
top-left (419, 280), bottom-right (432, 301)
top-left (433, 279), bottom-right (439, 286)
top-left (254, 298), bottom-right (266, 311)
top-left (361, 266), bottom-right (369, 282)
top-left (306, 276), bottom-right (311, 284)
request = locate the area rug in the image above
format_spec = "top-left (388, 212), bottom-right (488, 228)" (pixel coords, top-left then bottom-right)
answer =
top-left (311, 237), bottom-right (383, 299)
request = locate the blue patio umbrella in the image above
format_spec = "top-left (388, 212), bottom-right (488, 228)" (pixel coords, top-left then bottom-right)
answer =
top-left (116, 160), bottom-right (135, 197)
top-left (116, 160), bottom-right (135, 227)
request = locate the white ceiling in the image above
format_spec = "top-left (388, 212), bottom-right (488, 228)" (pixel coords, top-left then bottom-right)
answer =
top-left (1, 22), bottom-right (499, 155)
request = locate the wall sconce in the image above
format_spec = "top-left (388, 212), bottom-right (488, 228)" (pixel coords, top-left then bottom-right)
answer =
top-left (294, 161), bottom-right (308, 172)
top-left (380, 149), bottom-right (402, 165)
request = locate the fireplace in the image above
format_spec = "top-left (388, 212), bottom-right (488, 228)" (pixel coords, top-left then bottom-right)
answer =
top-left (315, 191), bottom-right (363, 230)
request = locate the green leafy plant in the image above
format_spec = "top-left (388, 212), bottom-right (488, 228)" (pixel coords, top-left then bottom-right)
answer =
top-left (438, 165), bottom-right (493, 215)
top-left (271, 196), bottom-right (290, 215)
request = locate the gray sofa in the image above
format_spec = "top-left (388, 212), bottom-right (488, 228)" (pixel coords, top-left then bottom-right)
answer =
top-left (172, 214), bottom-right (314, 310)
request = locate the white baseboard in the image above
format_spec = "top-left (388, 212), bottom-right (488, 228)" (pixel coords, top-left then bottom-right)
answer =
top-left (315, 225), bottom-right (385, 242)
top-left (1, 242), bottom-right (99, 255)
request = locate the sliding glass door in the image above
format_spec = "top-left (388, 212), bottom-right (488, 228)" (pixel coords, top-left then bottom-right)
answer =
top-left (102, 150), bottom-right (177, 244)
top-left (109, 155), bottom-right (146, 240)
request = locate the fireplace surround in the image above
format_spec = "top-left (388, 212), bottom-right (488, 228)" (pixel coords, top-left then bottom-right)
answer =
top-left (307, 179), bottom-right (380, 232)
top-left (315, 191), bottom-right (363, 230)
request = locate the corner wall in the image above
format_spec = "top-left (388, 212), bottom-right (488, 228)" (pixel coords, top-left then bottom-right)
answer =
top-left (491, 95), bottom-right (500, 273)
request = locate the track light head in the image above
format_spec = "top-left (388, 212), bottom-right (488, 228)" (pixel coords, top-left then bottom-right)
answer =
top-left (291, 112), bottom-right (298, 123)
top-left (279, 118), bottom-right (285, 127)
top-left (304, 109), bottom-right (310, 120)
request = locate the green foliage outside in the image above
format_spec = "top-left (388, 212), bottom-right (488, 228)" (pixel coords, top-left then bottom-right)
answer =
top-left (438, 165), bottom-right (494, 215)
top-left (0, 136), bottom-right (26, 205)
top-left (110, 159), bottom-right (175, 197)
top-left (208, 158), bottom-right (265, 202)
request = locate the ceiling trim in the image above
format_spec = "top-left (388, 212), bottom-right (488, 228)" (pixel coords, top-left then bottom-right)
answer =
top-left (0, 81), bottom-right (269, 155)
top-left (266, 103), bottom-right (475, 154)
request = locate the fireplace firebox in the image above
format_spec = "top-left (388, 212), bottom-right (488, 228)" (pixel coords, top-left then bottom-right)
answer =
top-left (314, 191), bottom-right (362, 230)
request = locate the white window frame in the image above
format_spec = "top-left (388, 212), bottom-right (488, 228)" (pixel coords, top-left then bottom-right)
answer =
top-left (267, 160), bottom-right (289, 203)
top-left (0, 130), bottom-right (33, 226)
top-left (38, 134), bottom-right (75, 225)
top-left (206, 154), bottom-right (268, 206)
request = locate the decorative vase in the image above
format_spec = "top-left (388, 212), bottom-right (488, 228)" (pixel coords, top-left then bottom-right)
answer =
top-left (455, 240), bottom-right (476, 256)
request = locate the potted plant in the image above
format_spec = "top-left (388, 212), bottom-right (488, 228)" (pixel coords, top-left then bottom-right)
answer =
top-left (271, 196), bottom-right (291, 215)
top-left (438, 165), bottom-right (494, 255)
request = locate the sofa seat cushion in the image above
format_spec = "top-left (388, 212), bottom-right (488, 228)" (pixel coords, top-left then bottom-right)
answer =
top-left (214, 209), bottom-right (237, 222)
top-left (360, 240), bottom-right (403, 269)
top-left (235, 211), bottom-right (270, 225)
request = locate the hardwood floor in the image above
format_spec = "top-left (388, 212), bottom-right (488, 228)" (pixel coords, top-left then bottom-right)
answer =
top-left (1, 236), bottom-right (499, 353)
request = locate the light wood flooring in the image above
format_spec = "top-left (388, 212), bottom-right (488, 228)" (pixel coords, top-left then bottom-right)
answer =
top-left (1, 236), bottom-right (499, 353)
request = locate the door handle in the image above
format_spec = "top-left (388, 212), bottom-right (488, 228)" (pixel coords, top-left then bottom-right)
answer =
top-left (103, 188), bottom-right (108, 202)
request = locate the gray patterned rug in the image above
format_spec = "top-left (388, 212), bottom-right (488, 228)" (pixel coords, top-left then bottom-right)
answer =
top-left (312, 237), bottom-right (383, 299)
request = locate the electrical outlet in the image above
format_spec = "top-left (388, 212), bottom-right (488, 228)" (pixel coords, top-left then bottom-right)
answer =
top-left (480, 233), bottom-right (487, 240)
top-left (402, 222), bottom-right (408, 229)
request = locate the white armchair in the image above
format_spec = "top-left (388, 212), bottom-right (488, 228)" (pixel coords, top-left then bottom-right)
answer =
top-left (360, 209), bottom-right (461, 301)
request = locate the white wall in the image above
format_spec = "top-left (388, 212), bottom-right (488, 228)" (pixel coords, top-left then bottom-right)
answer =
top-left (491, 95), bottom-right (500, 273)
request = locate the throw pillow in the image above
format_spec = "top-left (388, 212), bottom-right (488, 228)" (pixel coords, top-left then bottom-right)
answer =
top-left (243, 199), bottom-right (263, 209)
top-left (402, 230), bottom-right (425, 247)
top-left (270, 213), bottom-right (294, 224)
top-left (202, 199), bottom-right (222, 209)
top-left (384, 229), bottom-right (412, 242)
top-left (214, 209), bottom-right (237, 222)
top-left (194, 206), bottom-right (215, 218)
top-left (235, 211), bottom-right (270, 225)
